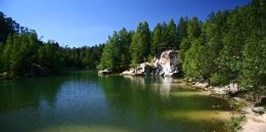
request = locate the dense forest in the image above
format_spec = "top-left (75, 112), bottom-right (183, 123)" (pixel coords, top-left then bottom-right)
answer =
top-left (0, 12), bottom-right (104, 78)
top-left (0, 0), bottom-right (265, 94)
top-left (99, 0), bottom-right (266, 92)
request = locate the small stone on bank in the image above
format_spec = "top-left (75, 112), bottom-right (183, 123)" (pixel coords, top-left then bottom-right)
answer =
top-left (252, 107), bottom-right (265, 115)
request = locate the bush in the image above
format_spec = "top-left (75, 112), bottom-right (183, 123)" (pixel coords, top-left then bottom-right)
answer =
top-left (210, 73), bottom-right (230, 86)
top-left (227, 115), bottom-right (245, 132)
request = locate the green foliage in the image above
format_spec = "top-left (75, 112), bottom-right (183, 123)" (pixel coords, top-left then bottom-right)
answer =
top-left (210, 73), bottom-right (230, 86)
top-left (99, 28), bottom-right (133, 71)
top-left (180, 38), bottom-right (191, 61)
top-left (2, 33), bottom-right (38, 76)
top-left (176, 17), bottom-right (188, 48)
top-left (151, 19), bottom-right (178, 57)
top-left (240, 37), bottom-right (266, 90)
top-left (130, 22), bottom-right (151, 65)
top-left (227, 116), bottom-right (245, 132)
top-left (151, 23), bottom-right (163, 57)
top-left (37, 41), bottom-right (64, 72)
top-left (165, 19), bottom-right (177, 49)
top-left (180, 0), bottom-right (266, 97)
top-left (187, 17), bottom-right (202, 39)
top-left (183, 38), bottom-right (214, 79)
top-left (180, 17), bottom-right (202, 61)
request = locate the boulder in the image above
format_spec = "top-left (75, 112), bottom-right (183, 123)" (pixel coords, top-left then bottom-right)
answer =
top-left (98, 69), bottom-right (112, 75)
top-left (135, 62), bottom-right (158, 75)
top-left (120, 68), bottom-right (135, 75)
top-left (252, 107), bottom-right (265, 115)
top-left (120, 49), bottom-right (181, 77)
top-left (0, 72), bottom-right (8, 78)
top-left (194, 82), bottom-right (209, 88)
top-left (156, 50), bottom-right (181, 77)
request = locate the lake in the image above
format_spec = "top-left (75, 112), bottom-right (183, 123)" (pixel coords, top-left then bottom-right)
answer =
top-left (0, 71), bottom-right (232, 132)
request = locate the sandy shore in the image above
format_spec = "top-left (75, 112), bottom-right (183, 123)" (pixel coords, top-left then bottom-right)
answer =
top-left (241, 104), bottom-right (266, 132)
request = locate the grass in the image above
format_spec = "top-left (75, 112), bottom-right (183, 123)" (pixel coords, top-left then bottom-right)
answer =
top-left (226, 115), bottom-right (246, 132)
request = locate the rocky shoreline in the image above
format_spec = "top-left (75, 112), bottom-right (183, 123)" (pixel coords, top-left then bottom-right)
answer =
top-left (99, 50), bottom-right (182, 77)
top-left (187, 81), bottom-right (266, 132)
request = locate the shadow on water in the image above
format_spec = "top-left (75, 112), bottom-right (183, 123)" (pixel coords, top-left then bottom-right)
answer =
top-left (0, 71), bottom-right (232, 132)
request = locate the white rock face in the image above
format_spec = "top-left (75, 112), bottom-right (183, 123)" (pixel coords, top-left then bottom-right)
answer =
top-left (120, 50), bottom-right (181, 77)
top-left (157, 50), bottom-right (181, 77)
top-left (98, 69), bottom-right (112, 75)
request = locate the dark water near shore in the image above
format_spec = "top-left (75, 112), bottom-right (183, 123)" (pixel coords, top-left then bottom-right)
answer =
top-left (0, 71), bottom-right (232, 132)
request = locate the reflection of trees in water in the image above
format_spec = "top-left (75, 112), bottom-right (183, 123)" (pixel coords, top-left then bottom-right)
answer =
top-left (122, 76), bottom-right (173, 98)
top-left (98, 75), bottom-right (232, 131)
top-left (0, 77), bottom-right (63, 112)
top-left (99, 75), bottom-right (232, 113)
top-left (0, 71), bottom-right (97, 113)
top-left (98, 75), bottom-right (167, 120)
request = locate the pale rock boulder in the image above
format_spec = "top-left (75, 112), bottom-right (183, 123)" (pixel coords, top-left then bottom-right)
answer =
top-left (120, 50), bottom-right (181, 77)
top-left (156, 50), bottom-right (181, 76)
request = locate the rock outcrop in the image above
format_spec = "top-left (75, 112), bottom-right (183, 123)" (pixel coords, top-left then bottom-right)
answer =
top-left (156, 50), bottom-right (180, 76)
top-left (120, 50), bottom-right (181, 77)
top-left (98, 69), bottom-right (112, 75)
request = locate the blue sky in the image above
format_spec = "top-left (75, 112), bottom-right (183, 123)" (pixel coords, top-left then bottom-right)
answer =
top-left (1, 0), bottom-right (250, 47)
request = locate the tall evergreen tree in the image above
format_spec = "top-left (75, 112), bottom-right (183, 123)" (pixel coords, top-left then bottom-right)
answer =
top-left (177, 17), bottom-right (188, 49)
top-left (180, 17), bottom-right (202, 61)
top-left (130, 21), bottom-right (151, 66)
top-left (151, 23), bottom-right (162, 57)
top-left (165, 19), bottom-right (177, 49)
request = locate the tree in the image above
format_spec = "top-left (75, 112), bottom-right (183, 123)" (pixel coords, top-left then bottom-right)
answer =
top-left (218, 7), bottom-right (247, 83)
top-left (37, 41), bottom-right (65, 73)
top-left (180, 17), bottom-right (202, 61)
top-left (130, 21), bottom-right (151, 66)
top-left (98, 28), bottom-right (133, 70)
top-left (2, 33), bottom-right (38, 77)
top-left (177, 17), bottom-right (188, 49)
top-left (165, 19), bottom-right (177, 49)
top-left (240, 37), bottom-right (266, 100)
top-left (182, 38), bottom-right (214, 81)
top-left (187, 17), bottom-right (202, 40)
top-left (98, 41), bottom-right (115, 70)
top-left (203, 11), bottom-right (230, 85)
top-left (151, 23), bottom-right (162, 57)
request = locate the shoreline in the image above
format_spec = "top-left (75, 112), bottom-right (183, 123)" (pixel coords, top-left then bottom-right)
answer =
top-left (184, 80), bottom-right (266, 132)
top-left (103, 73), bottom-right (266, 131)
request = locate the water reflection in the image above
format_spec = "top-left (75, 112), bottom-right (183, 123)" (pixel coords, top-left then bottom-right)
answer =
top-left (0, 77), bottom-right (63, 113)
top-left (122, 76), bottom-right (173, 98)
top-left (0, 72), bottom-right (232, 132)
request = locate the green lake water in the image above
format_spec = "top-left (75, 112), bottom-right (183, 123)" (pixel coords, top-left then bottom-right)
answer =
top-left (0, 71), bottom-right (232, 132)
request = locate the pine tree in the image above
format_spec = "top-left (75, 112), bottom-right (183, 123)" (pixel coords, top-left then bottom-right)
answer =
top-left (177, 17), bottom-right (188, 49)
top-left (151, 23), bottom-right (162, 57)
top-left (130, 21), bottom-right (151, 66)
top-left (165, 19), bottom-right (177, 49)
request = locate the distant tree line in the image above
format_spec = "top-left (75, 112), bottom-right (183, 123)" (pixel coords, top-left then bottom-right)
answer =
top-left (99, 0), bottom-right (266, 93)
top-left (0, 12), bottom-right (104, 78)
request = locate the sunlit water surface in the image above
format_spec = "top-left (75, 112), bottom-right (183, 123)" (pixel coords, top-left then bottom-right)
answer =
top-left (0, 71), bottom-right (232, 132)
